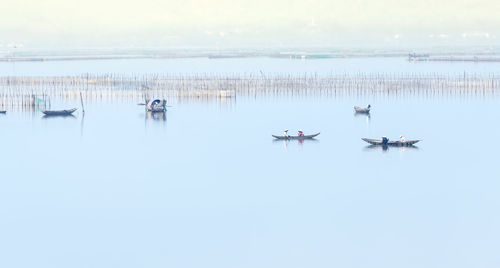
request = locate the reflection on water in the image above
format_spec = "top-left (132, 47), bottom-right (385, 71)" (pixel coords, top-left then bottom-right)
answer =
top-left (354, 112), bottom-right (370, 118)
top-left (364, 144), bottom-right (419, 152)
top-left (146, 111), bottom-right (167, 121)
top-left (80, 113), bottom-right (85, 137)
top-left (143, 111), bottom-right (167, 133)
top-left (42, 114), bottom-right (77, 120)
top-left (273, 138), bottom-right (320, 151)
top-left (354, 112), bottom-right (370, 125)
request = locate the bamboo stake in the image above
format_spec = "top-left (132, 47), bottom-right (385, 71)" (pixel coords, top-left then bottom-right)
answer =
top-left (80, 91), bottom-right (85, 114)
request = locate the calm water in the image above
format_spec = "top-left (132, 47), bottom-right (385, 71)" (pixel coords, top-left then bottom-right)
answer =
top-left (2, 56), bottom-right (500, 76)
top-left (1, 58), bottom-right (500, 268)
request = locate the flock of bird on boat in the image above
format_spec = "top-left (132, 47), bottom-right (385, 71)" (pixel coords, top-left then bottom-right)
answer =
top-left (1, 100), bottom-right (420, 148)
top-left (272, 104), bottom-right (421, 148)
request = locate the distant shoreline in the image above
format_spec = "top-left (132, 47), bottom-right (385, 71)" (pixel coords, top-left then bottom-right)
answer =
top-left (0, 53), bottom-right (407, 62)
top-left (3, 51), bottom-right (500, 62)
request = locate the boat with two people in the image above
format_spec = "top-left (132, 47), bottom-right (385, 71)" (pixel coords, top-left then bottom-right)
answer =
top-left (273, 129), bottom-right (320, 140)
top-left (362, 136), bottom-right (420, 147)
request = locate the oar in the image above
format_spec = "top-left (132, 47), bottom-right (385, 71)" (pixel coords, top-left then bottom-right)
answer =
top-left (138, 104), bottom-right (173, 107)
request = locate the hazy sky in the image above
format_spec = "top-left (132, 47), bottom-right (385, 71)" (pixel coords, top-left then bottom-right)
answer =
top-left (1, 0), bottom-right (500, 48)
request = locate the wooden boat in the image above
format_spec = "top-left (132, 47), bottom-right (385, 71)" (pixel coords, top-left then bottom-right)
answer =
top-left (354, 105), bottom-right (371, 113)
top-left (362, 138), bottom-right (420, 146)
top-left (272, 132), bottom-right (320, 140)
top-left (41, 108), bottom-right (77, 116)
top-left (146, 99), bottom-right (166, 112)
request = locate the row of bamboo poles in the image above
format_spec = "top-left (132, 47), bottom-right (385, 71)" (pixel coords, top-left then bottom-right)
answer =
top-left (0, 73), bottom-right (499, 108)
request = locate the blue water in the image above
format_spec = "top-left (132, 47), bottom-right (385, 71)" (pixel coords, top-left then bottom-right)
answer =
top-left (1, 57), bottom-right (500, 76)
top-left (1, 58), bottom-right (500, 268)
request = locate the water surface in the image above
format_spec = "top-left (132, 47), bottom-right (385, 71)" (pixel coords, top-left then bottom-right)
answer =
top-left (2, 56), bottom-right (500, 76)
top-left (1, 58), bottom-right (500, 268)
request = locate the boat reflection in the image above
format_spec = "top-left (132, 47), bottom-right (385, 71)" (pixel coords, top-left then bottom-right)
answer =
top-left (354, 112), bottom-right (370, 118)
top-left (364, 144), bottom-right (419, 152)
top-left (354, 112), bottom-right (370, 124)
top-left (146, 111), bottom-right (166, 121)
top-left (273, 138), bottom-right (319, 151)
top-left (42, 114), bottom-right (77, 119)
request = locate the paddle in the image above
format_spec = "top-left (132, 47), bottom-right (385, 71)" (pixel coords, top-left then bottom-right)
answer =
top-left (138, 103), bottom-right (173, 107)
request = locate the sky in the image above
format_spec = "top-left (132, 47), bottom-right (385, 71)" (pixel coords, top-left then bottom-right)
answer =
top-left (1, 0), bottom-right (500, 49)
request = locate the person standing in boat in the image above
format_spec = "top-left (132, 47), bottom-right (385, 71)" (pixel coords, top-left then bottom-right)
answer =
top-left (298, 130), bottom-right (304, 137)
top-left (283, 129), bottom-right (289, 137)
top-left (399, 135), bottom-right (406, 142)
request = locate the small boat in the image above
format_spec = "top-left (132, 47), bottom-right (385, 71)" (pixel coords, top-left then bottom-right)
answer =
top-left (272, 132), bottom-right (320, 140)
top-left (362, 137), bottom-right (420, 146)
top-left (0, 111), bottom-right (6, 114)
top-left (146, 99), bottom-right (167, 112)
top-left (41, 108), bottom-right (77, 116)
top-left (354, 104), bottom-right (371, 113)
